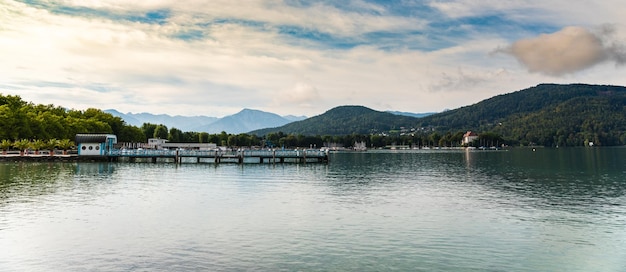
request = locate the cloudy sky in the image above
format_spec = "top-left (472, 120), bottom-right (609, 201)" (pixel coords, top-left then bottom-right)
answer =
top-left (1, 0), bottom-right (625, 117)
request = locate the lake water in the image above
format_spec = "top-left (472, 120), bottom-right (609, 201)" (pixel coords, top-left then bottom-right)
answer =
top-left (1, 148), bottom-right (625, 271)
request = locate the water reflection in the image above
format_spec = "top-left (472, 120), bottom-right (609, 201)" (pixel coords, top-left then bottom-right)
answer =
top-left (1, 150), bottom-right (625, 271)
top-left (0, 162), bottom-right (117, 206)
top-left (462, 148), bottom-right (626, 224)
top-left (462, 148), bottom-right (626, 198)
top-left (324, 149), bottom-right (626, 225)
top-left (0, 163), bottom-right (75, 203)
top-left (0, 162), bottom-right (73, 184)
top-left (75, 163), bottom-right (116, 176)
top-left (327, 150), bottom-right (466, 186)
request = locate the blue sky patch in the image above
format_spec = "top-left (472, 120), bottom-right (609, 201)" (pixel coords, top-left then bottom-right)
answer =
top-left (17, 0), bottom-right (170, 25)
top-left (277, 25), bottom-right (361, 50)
top-left (172, 29), bottom-right (206, 41)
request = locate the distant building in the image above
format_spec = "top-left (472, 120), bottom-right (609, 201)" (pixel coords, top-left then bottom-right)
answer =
top-left (76, 134), bottom-right (117, 156)
top-left (147, 138), bottom-right (216, 150)
top-left (354, 141), bottom-right (367, 151)
top-left (462, 131), bottom-right (479, 145)
top-left (161, 142), bottom-right (217, 150)
top-left (147, 138), bottom-right (168, 149)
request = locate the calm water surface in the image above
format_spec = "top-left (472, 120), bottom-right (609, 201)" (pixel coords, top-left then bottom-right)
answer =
top-left (1, 148), bottom-right (625, 271)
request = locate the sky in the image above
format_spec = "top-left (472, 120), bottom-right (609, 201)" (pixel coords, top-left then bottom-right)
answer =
top-left (1, 0), bottom-right (625, 118)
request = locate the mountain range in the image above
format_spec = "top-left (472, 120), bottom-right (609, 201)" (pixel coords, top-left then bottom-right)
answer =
top-left (251, 83), bottom-right (626, 146)
top-left (385, 111), bottom-right (436, 118)
top-left (105, 83), bottom-right (626, 146)
top-left (199, 109), bottom-right (304, 134)
top-left (105, 108), bottom-right (431, 135)
top-left (104, 108), bottom-right (308, 134)
top-left (250, 106), bottom-right (422, 136)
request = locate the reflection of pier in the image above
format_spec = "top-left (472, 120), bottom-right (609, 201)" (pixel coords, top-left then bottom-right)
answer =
top-left (106, 149), bottom-right (329, 164)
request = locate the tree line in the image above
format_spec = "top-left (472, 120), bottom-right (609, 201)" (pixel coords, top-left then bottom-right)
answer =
top-left (1, 93), bottom-right (501, 151)
top-left (131, 128), bottom-right (502, 150)
top-left (8, 90), bottom-right (621, 150)
top-left (0, 94), bottom-right (145, 142)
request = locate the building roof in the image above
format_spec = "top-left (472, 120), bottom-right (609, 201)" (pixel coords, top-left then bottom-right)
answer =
top-left (463, 131), bottom-right (478, 137)
top-left (75, 134), bottom-right (117, 144)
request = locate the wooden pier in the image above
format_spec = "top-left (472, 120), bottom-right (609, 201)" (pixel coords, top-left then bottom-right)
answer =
top-left (105, 149), bottom-right (329, 164)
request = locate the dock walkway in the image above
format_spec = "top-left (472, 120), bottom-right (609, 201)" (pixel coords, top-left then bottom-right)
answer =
top-left (106, 149), bottom-right (329, 164)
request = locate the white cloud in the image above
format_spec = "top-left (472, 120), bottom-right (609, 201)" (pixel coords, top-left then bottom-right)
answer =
top-left (272, 82), bottom-right (320, 108)
top-left (1, 0), bottom-right (626, 119)
top-left (429, 0), bottom-right (626, 26)
top-left (497, 26), bottom-right (625, 76)
top-left (51, 0), bottom-right (425, 37)
top-left (428, 0), bottom-right (515, 19)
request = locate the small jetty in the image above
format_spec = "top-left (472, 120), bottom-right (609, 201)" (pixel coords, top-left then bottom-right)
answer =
top-left (71, 134), bottom-right (329, 164)
top-left (106, 149), bottom-right (329, 164)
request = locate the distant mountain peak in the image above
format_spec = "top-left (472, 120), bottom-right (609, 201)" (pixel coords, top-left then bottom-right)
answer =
top-left (105, 108), bottom-right (300, 134)
top-left (203, 109), bottom-right (294, 134)
top-left (321, 105), bottom-right (380, 115)
top-left (387, 111), bottom-right (436, 118)
top-left (250, 105), bottom-right (420, 136)
top-left (238, 108), bottom-right (261, 113)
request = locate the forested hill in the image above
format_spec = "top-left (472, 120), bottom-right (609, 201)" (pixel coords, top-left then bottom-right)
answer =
top-left (251, 84), bottom-right (626, 147)
top-left (417, 83), bottom-right (626, 146)
top-left (416, 84), bottom-right (623, 128)
top-left (0, 94), bottom-right (146, 142)
top-left (250, 106), bottom-right (420, 136)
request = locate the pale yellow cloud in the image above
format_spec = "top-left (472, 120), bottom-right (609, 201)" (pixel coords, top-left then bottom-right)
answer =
top-left (499, 26), bottom-right (625, 76)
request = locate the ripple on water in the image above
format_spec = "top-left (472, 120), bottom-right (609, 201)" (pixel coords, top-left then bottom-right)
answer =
top-left (2, 149), bottom-right (626, 271)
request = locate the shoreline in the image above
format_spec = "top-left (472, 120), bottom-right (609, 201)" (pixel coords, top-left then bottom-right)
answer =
top-left (0, 155), bottom-right (108, 162)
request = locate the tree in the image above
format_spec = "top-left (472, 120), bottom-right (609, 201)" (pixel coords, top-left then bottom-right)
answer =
top-left (227, 135), bottom-right (237, 147)
top-left (182, 131), bottom-right (198, 143)
top-left (168, 128), bottom-right (183, 142)
top-left (30, 139), bottom-right (46, 155)
top-left (0, 104), bottom-right (32, 140)
top-left (438, 137), bottom-right (447, 147)
top-left (57, 139), bottom-right (74, 155)
top-left (199, 132), bottom-right (209, 143)
top-left (141, 123), bottom-right (158, 141)
top-left (479, 132), bottom-right (504, 147)
top-left (153, 125), bottom-right (168, 139)
top-left (370, 135), bottom-right (384, 148)
top-left (13, 139), bottom-right (31, 156)
top-left (0, 94), bottom-right (152, 143)
top-left (1, 139), bottom-right (11, 155)
top-left (83, 108), bottom-right (126, 136)
top-left (46, 138), bottom-right (59, 156)
top-left (428, 132), bottom-right (441, 147)
top-left (118, 125), bottom-right (146, 142)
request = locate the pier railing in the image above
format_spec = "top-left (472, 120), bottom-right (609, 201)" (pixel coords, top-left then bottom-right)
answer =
top-left (105, 149), bottom-right (329, 164)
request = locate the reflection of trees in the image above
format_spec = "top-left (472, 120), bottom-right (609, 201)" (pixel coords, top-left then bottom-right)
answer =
top-left (0, 163), bottom-right (74, 200)
top-left (463, 148), bottom-right (626, 210)
top-left (326, 149), bottom-right (625, 209)
top-left (0, 163), bottom-right (115, 203)
top-left (326, 151), bottom-right (467, 194)
top-left (75, 163), bottom-right (115, 176)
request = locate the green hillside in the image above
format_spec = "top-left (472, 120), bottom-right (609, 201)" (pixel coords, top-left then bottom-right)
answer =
top-left (417, 84), bottom-right (621, 128)
top-left (252, 84), bottom-right (626, 147)
top-left (492, 94), bottom-right (626, 146)
top-left (250, 105), bottom-right (420, 136)
top-left (417, 84), bottom-right (626, 146)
